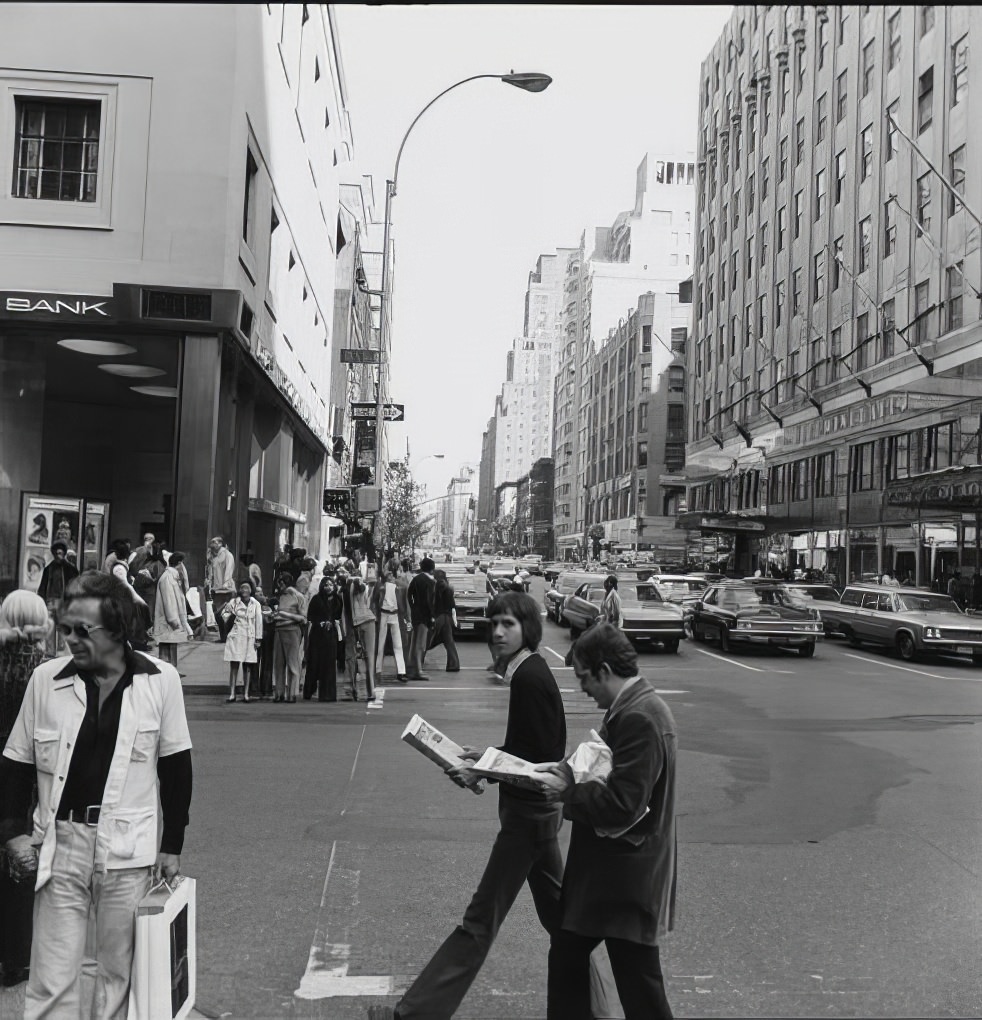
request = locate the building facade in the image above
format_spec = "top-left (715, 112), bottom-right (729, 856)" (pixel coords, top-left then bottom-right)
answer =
top-left (0, 3), bottom-right (355, 594)
top-left (684, 4), bottom-right (982, 584)
top-left (553, 153), bottom-right (697, 560)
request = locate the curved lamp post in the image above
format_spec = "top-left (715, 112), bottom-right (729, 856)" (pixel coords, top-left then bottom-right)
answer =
top-left (361, 71), bottom-right (552, 528)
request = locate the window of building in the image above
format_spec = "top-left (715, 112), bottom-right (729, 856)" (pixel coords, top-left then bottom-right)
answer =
top-left (921, 6), bottom-right (934, 36)
top-left (760, 221), bottom-right (769, 265)
top-left (860, 124), bottom-right (873, 180)
top-left (777, 205), bottom-right (786, 252)
top-left (637, 441), bottom-right (648, 469)
top-left (732, 196), bottom-right (740, 232)
top-left (862, 40), bottom-right (875, 97)
top-left (884, 199), bottom-right (896, 256)
top-left (792, 268), bottom-right (803, 314)
top-left (856, 311), bottom-right (869, 370)
top-left (887, 11), bottom-right (901, 70)
top-left (952, 36), bottom-right (969, 102)
top-left (832, 235), bottom-right (843, 290)
top-left (949, 145), bottom-right (966, 216)
top-left (815, 168), bottom-right (827, 220)
top-left (814, 452), bottom-right (836, 497)
top-left (886, 101), bottom-right (899, 160)
top-left (781, 68), bottom-right (790, 115)
top-left (794, 190), bottom-right (803, 239)
top-left (775, 279), bottom-right (785, 327)
top-left (834, 149), bottom-right (846, 204)
top-left (947, 262), bottom-right (964, 332)
top-left (745, 302), bottom-right (754, 345)
top-left (791, 458), bottom-right (810, 501)
top-left (916, 172), bottom-right (932, 231)
top-left (818, 16), bottom-right (828, 69)
top-left (858, 216), bottom-right (871, 272)
top-left (779, 138), bottom-right (788, 183)
top-left (641, 363), bottom-right (652, 392)
top-left (243, 149), bottom-right (259, 246)
top-left (668, 366), bottom-right (685, 393)
top-left (851, 440), bottom-right (880, 492)
top-left (747, 173), bottom-right (755, 215)
top-left (816, 93), bottom-right (827, 143)
top-left (761, 156), bottom-right (769, 200)
top-left (638, 401), bottom-right (649, 432)
top-left (836, 71), bottom-right (848, 122)
top-left (768, 463), bottom-right (787, 504)
top-left (746, 237), bottom-right (754, 278)
top-left (914, 279), bottom-right (930, 343)
top-left (813, 250), bottom-right (826, 302)
top-left (829, 326), bottom-right (842, 382)
top-left (837, 7), bottom-right (848, 46)
top-left (12, 97), bottom-right (101, 202)
top-left (795, 117), bottom-right (805, 166)
top-left (880, 298), bottom-right (896, 359)
top-left (917, 67), bottom-right (933, 133)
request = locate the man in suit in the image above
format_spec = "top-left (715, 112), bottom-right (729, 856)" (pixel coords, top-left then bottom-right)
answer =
top-left (406, 556), bottom-right (436, 681)
top-left (537, 622), bottom-right (677, 1020)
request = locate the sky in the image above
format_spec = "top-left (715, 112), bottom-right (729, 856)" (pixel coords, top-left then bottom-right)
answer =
top-left (334, 4), bottom-right (734, 500)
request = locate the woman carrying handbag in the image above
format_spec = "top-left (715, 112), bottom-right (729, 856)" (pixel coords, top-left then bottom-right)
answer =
top-left (223, 580), bottom-right (263, 702)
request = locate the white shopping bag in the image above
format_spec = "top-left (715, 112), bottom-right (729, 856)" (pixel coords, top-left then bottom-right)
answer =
top-left (128, 876), bottom-right (196, 1020)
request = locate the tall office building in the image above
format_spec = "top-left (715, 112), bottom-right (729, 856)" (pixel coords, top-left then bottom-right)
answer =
top-left (0, 3), bottom-right (355, 592)
top-left (553, 153), bottom-right (696, 559)
top-left (683, 5), bottom-right (982, 582)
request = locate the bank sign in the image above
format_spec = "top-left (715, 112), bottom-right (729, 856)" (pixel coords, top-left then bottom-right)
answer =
top-left (1, 292), bottom-right (115, 322)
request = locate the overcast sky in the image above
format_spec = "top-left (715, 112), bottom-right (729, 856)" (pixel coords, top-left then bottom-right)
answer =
top-left (334, 4), bottom-right (734, 500)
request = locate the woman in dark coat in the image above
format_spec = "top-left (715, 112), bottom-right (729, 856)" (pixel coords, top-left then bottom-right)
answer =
top-left (427, 569), bottom-right (460, 672)
top-left (303, 576), bottom-right (343, 701)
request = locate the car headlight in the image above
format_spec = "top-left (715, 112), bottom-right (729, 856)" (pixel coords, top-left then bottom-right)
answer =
top-left (924, 627), bottom-right (941, 639)
top-left (737, 620), bottom-right (751, 629)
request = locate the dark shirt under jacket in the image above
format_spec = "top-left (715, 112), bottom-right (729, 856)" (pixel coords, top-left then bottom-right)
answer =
top-left (407, 572), bottom-right (436, 627)
top-left (433, 586), bottom-right (456, 616)
top-left (497, 652), bottom-right (567, 807)
top-left (0, 652), bottom-right (192, 854)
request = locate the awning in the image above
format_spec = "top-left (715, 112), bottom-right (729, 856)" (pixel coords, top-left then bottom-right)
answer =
top-left (675, 511), bottom-right (767, 532)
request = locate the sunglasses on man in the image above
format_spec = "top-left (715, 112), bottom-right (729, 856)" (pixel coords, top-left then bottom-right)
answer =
top-left (57, 622), bottom-right (106, 640)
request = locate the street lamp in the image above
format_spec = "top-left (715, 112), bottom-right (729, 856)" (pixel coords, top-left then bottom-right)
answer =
top-left (365, 71), bottom-right (552, 526)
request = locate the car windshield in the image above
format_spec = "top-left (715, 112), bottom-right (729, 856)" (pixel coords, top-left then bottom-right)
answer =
top-left (720, 587), bottom-right (803, 610)
top-left (783, 586), bottom-right (839, 602)
top-left (620, 584), bottom-right (664, 604)
top-left (896, 593), bottom-right (962, 614)
top-left (657, 580), bottom-right (706, 596)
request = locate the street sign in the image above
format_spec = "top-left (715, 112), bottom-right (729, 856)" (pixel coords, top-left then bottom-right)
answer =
top-left (350, 402), bottom-right (405, 422)
top-left (340, 348), bottom-right (381, 364)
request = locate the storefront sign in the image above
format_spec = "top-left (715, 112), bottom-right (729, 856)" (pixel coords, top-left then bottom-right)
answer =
top-left (700, 516), bottom-right (765, 531)
top-left (247, 497), bottom-right (306, 523)
top-left (886, 474), bottom-right (982, 508)
top-left (1, 292), bottom-right (114, 321)
top-left (790, 393), bottom-right (908, 444)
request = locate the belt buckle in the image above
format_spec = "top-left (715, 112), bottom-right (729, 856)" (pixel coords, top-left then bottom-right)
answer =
top-left (84, 805), bottom-right (100, 826)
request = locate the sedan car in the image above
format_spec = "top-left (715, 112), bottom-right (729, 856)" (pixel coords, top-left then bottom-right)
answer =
top-left (441, 569), bottom-right (491, 638)
top-left (819, 583), bottom-right (982, 663)
top-left (561, 581), bottom-right (685, 652)
top-left (686, 581), bottom-right (824, 656)
top-left (541, 562), bottom-right (564, 584)
top-left (519, 554), bottom-right (544, 576)
top-left (652, 575), bottom-right (709, 610)
top-left (486, 561), bottom-right (530, 592)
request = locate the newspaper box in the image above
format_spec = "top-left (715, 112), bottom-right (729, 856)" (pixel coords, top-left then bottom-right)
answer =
top-left (128, 876), bottom-right (196, 1020)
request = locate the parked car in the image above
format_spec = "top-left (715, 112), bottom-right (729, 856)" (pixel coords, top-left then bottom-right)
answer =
top-left (685, 580), bottom-right (824, 656)
top-left (544, 570), bottom-right (595, 623)
top-left (819, 583), bottom-right (982, 663)
top-left (561, 580), bottom-right (685, 652)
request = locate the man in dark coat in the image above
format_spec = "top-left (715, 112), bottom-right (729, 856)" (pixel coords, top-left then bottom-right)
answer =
top-left (405, 556), bottom-right (435, 681)
top-left (538, 622), bottom-right (677, 1020)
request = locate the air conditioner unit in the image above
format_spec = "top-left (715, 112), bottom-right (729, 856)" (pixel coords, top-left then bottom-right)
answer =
top-left (356, 486), bottom-right (381, 513)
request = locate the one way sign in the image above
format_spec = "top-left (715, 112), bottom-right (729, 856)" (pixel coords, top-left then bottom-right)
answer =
top-left (350, 402), bottom-right (405, 422)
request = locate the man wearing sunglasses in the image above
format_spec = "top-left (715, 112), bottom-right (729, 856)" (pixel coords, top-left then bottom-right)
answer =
top-left (0, 570), bottom-right (193, 1018)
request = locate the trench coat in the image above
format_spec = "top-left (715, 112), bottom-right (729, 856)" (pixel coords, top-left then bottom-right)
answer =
top-left (560, 677), bottom-right (677, 946)
top-left (152, 567), bottom-right (190, 645)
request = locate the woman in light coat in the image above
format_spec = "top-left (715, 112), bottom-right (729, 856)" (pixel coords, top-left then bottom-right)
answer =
top-left (152, 552), bottom-right (190, 666)
top-left (223, 580), bottom-right (263, 702)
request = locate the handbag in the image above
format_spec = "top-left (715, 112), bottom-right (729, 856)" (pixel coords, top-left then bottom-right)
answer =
top-left (128, 875), bottom-right (197, 1020)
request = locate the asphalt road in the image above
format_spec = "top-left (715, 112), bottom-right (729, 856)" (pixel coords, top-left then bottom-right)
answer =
top-left (32, 576), bottom-right (979, 1020)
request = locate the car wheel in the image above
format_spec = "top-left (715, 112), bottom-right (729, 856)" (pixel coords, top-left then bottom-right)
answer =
top-left (663, 638), bottom-right (680, 654)
top-left (846, 628), bottom-right (862, 648)
top-left (798, 641), bottom-right (816, 658)
top-left (719, 626), bottom-right (731, 652)
top-left (896, 632), bottom-right (917, 662)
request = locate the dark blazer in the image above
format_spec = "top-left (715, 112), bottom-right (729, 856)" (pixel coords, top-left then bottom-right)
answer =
top-left (407, 571), bottom-right (435, 627)
top-left (560, 676), bottom-right (677, 946)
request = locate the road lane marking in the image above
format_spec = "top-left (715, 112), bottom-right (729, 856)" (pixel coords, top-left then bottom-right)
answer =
top-left (694, 647), bottom-right (768, 672)
top-left (544, 645), bottom-right (567, 662)
top-left (842, 652), bottom-right (969, 680)
top-left (295, 840), bottom-right (402, 1000)
top-left (380, 685), bottom-right (510, 691)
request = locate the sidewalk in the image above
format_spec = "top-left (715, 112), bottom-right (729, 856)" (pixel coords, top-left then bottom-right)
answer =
top-left (175, 633), bottom-right (230, 696)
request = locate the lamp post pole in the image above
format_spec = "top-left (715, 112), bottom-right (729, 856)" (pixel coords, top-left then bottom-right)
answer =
top-left (370, 71), bottom-right (552, 519)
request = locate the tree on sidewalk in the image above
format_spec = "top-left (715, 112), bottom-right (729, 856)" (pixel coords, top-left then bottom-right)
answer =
top-left (380, 462), bottom-right (430, 557)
